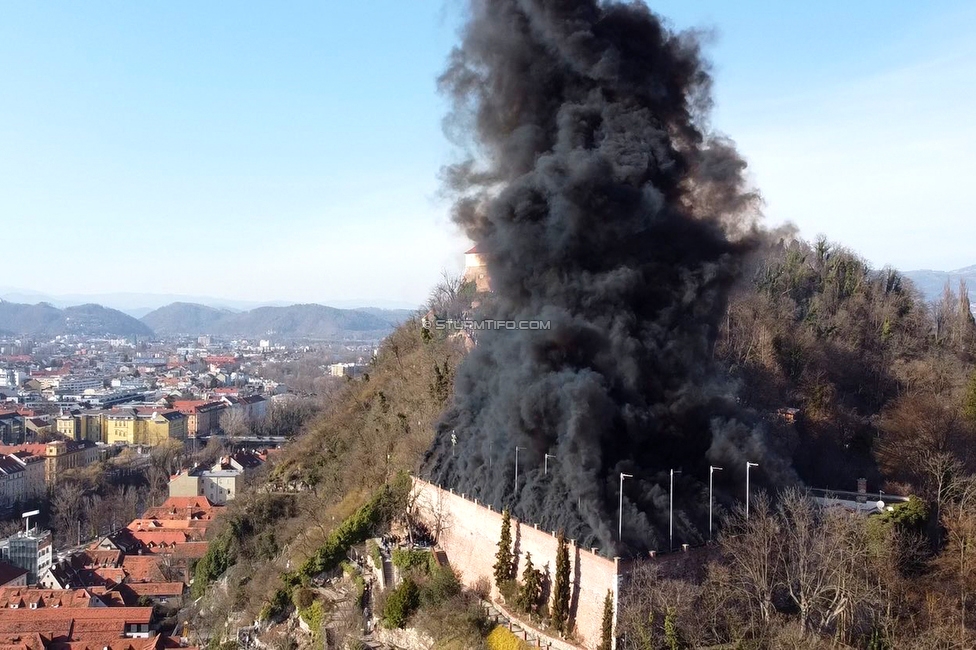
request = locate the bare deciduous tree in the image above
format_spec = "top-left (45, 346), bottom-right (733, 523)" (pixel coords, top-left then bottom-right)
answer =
top-left (720, 492), bottom-right (781, 628)
top-left (51, 481), bottom-right (86, 546)
top-left (220, 408), bottom-right (251, 438)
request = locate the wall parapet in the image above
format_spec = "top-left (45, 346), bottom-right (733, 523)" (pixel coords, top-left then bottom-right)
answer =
top-left (410, 477), bottom-right (619, 650)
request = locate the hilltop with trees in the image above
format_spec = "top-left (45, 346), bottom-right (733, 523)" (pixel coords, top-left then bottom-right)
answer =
top-left (184, 235), bottom-right (976, 648)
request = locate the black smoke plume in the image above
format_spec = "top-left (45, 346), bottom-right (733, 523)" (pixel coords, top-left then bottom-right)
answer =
top-left (424, 0), bottom-right (795, 554)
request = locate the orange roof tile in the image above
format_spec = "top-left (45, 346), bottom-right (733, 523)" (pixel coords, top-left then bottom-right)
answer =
top-left (0, 588), bottom-right (98, 610)
top-left (0, 632), bottom-right (45, 650)
top-left (118, 558), bottom-right (166, 584)
top-left (123, 582), bottom-right (183, 598)
top-left (0, 606), bottom-right (152, 637)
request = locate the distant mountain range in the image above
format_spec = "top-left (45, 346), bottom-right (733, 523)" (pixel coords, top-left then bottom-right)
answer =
top-left (903, 265), bottom-right (976, 305)
top-left (141, 302), bottom-right (415, 339)
top-left (0, 299), bottom-right (416, 340)
top-left (0, 301), bottom-right (153, 338)
top-left (0, 286), bottom-right (420, 317)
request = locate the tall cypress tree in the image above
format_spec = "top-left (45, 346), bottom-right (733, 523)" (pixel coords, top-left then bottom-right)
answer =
top-left (550, 531), bottom-right (571, 634)
top-left (515, 551), bottom-right (542, 614)
top-left (493, 509), bottom-right (514, 588)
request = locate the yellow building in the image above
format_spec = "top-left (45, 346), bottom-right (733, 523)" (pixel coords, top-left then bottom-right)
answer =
top-left (42, 441), bottom-right (104, 484)
top-left (103, 409), bottom-right (186, 446)
top-left (0, 442), bottom-right (107, 486)
top-left (56, 413), bottom-right (105, 444)
top-left (60, 409), bottom-right (186, 447)
top-left (55, 416), bottom-right (76, 440)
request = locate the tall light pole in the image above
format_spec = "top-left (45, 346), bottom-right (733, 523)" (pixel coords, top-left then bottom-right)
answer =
top-left (514, 446), bottom-right (523, 497)
top-left (669, 469), bottom-right (682, 552)
top-left (746, 462), bottom-right (759, 520)
top-left (709, 466), bottom-right (723, 542)
top-left (618, 473), bottom-right (633, 543)
top-left (544, 453), bottom-right (555, 475)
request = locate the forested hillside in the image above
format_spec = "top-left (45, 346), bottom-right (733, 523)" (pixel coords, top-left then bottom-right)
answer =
top-left (0, 300), bottom-right (153, 337)
top-left (142, 302), bottom-right (413, 339)
top-left (719, 237), bottom-right (976, 491)
top-left (188, 287), bottom-right (470, 643)
top-left (189, 239), bottom-right (976, 648)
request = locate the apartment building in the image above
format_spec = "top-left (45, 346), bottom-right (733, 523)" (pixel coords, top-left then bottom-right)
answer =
top-left (59, 408), bottom-right (187, 446)
top-left (168, 451), bottom-right (264, 505)
top-left (171, 400), bottom-right (225, 438)
top-left (0, 527), bottom-right (52, 584)
top-left (0, 441), bottom-right (106, 486)
top-left (0, 458), bottom-right (25, 510)
top-left (0, 413), bottom-right (24, 445)
top-left (10, 452), bottom-right (45, 501)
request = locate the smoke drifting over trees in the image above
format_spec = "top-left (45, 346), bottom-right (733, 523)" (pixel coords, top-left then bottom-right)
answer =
top-left (424, 0), bottom-right (793, 552)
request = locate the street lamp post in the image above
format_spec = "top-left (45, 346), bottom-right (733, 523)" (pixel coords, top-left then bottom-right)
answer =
top-left (544, 453), bottom-right (555, 475)
top-left (746, 462), bottom-right (759, 520)
top-left (618, 473), bottom-right (633, 543)
top-left (514, 447), bottom-right (523, 497)
top-left (670, 469), bottom-right (682, 552)
top-left (709, 466), bottom-right (723, 542)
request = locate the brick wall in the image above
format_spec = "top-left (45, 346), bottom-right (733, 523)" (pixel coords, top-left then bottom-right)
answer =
top-left (411, 478), bottom-right (618, 650)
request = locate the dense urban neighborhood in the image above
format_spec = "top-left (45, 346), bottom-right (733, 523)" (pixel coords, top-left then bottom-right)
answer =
top-left (0, 330), bottom-right (382, 649)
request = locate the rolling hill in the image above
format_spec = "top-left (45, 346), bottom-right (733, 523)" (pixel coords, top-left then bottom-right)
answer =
top-left (0, 301), bottom-right (153, 338)
top-left (904, 265), bottom-right (976, 306)
top-left (141, 302), bottom-right (415, 339)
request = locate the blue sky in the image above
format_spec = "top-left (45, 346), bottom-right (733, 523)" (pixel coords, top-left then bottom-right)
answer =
top-left (2, 1), bottom-right (974, 307)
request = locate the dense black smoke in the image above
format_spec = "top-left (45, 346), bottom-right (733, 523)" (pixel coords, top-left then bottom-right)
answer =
top-left (424, 0), bottom-right (795, 554)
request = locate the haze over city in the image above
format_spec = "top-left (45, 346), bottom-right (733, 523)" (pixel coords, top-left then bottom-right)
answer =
top-left (3, 1), bottom-right (975, 309)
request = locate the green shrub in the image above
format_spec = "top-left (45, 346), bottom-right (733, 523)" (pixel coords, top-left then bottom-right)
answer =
top-left (382, 576), bottom-right (420, 629)
top-left (297, 474), bottom-right (411, 581)
top-left (342, 562), bottom-right (367, 607)
top-left (392, 548), bottom-right (435, 574)
top-left (368, 539), bottom-right (383, 568)
top-left (292, 586), bottom-right (314, 610)
top-left (192, 530), bottom-right (233, 598)
top-left (497, 579), bottom-right (518, 605)
top-left (299, 600), bottom-right (326, 634)
top-left (420, 565), bottom-right (462, 607)
top-left (258, 586), bottom-right (292, 622)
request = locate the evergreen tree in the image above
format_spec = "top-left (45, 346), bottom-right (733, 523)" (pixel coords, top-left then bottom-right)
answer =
top-left (515, 552), bottom-right (542, 615)
top-left (493, 509), bottom-right (514, 589)
top-left (550, 531), bottom-right (571, 634)
top-left (597, 590), bottom-right (613, 650)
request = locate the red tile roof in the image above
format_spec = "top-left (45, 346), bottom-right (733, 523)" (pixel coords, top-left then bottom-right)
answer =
top-left (0, 445), bottom-right (45, 458)
top-left (127, 530), bottom-right (193, 547)
top-left (122, 582), bottom-right (183, 598)
top-left (148, 496), bottom-right (213, 511)
top-left (73, 550), bottom-right (122, 569)
top-left (0, 604), bottom-right (152, 634)
top-left (0, 632), bottom-right (45, 650)
top-left (170, 543), bottom-right (208, 560)
top-left (0, 588), bottom-right (99, 610)
top-left (118, 558), bottom-right (166, 584)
